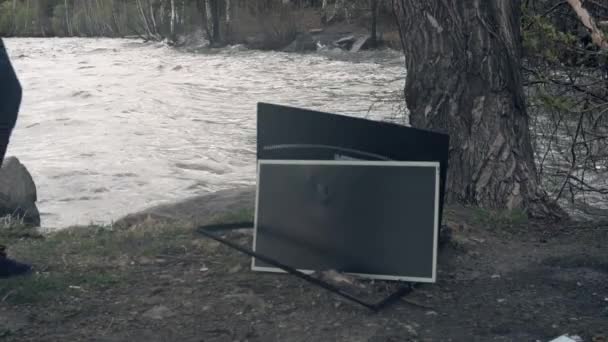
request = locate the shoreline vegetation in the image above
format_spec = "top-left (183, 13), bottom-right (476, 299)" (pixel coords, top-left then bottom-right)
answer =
top-left (0, 0), bottom-right (402, 52)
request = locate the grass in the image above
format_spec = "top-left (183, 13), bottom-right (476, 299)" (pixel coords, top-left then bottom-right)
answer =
top-left (0, 215), bottom-right (42, 241)
top-left (207, 207), bottom-right (255, 225)
top-left (1, 203), bottom-right (529, 306)
top-left (0, 271), bottom-right (120, 304)
top-left (471, 207), bottom-right (529, 227)
top-left (0, 216), bottom-right (211, 305)
top-left (0, 205), bottom-right (256, 305)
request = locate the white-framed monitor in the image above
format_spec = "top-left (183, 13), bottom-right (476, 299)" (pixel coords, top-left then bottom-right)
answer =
top-left (252, 159), bottom-right (440, 283)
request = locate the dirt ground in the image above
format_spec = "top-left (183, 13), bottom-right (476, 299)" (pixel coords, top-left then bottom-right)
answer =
top-left (1, 206), bottom-right (607, 342)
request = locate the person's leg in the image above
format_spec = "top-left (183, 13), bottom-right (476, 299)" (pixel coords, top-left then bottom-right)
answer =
top-left (0, 39), bottom-right (30, 278)
top-left (0, 38), bottom-right (22, 167)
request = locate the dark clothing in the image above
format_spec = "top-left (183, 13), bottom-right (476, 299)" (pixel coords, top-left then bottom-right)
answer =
top-left (0, 245), bottom-right (31, 278)
top-left (0, 38), bottom-right (22, 166)
top-left (0, 39), bottom-right (30, 278)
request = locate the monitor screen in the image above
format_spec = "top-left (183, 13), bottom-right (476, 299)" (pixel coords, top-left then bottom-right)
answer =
top-left (253, 160), bottom-right (440, 282)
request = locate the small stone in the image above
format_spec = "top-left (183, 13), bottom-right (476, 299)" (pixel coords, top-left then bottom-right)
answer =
top-left (142, 296), bottom-right (163, 305)
top-left (491, 274), bottom-right (501, 279)
top-left (150, 287), bottom-right (164, 295)
top-left (497, 299), bottom-right (506, 303)
top-left (223, 293), bottom-right (266, 312)
top-left (229, 264), bottom-right (243, 274)
top-left (404, 324), bottom-right (418, 336)
top-left (142, 305), bottom-right (174, 320)
top-left (425, 311), bottom-right (438, 316)
top-left (469, 251), bottom-right (481, 258)
top-left (138, 256), bottom-right (154, 265)
top-left (200, 266), bottom-right (209, 272)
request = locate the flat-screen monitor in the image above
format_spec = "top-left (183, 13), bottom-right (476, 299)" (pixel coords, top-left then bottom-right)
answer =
top-left (254, 103), bottom-right (449, 282)
top-left (253, 159), bottom-right (440, 282)
top-left (256, 102), bottom-right (449, 220)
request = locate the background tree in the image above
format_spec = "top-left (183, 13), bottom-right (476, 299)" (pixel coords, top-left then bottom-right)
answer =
top-left (393, 0), bottom-right (565, 219)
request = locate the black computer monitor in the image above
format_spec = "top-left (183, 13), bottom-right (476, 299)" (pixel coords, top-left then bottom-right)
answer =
top-left (254, 103), bottom-right (449, 282)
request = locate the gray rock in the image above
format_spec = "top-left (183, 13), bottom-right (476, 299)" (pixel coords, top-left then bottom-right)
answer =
top-left (283, 33), bottom-right (317, 53)
top-left (223, 293), bottom-right (267, 312)
top-left (350, 34), bottom-right (372, 53)
top-left (0, 157), bottom-right (40, 227)
top-left (245, 34), bottom-right (271, 50)
top-left (114, 186), bottom-right (255, 228)
top-left (335, 35), bottom-right (356, 49)
top-left (309, 28), bottom-right (324, 35)
top-left (142, 305), bottom-right (175, 320)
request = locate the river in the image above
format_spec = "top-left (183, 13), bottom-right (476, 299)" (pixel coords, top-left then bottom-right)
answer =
top-left (3, 38), bottom-right (406, 229)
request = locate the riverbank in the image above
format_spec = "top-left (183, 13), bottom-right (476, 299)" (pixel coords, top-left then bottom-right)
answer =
top-left (1, 189), bottom-right (607, 341)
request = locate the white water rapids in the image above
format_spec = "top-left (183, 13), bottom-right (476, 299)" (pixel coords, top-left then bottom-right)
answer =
top-left (4, 38), bottom-right (406, 229)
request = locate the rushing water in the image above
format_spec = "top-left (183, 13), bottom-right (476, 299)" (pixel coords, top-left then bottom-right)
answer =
top-left (3, 38), bottom-right (406, 229)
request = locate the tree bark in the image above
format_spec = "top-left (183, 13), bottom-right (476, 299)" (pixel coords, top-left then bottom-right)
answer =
top-left (205, 0), bottom-right (214, 42)
top-left (321, 0), bottom-right (327, 24)
top-left (211, 0), bottom-right (221, 44)
top-left (136, 0), bottom-right (154, 38)
top-left (148, 0), bottom-right (158, 36)
top-left (225, 0), bottom-right (231, 39)
top-left (370, 0), bottom-right (378, 47)
top-left (393, 0), bottom-right (565, 219)
top-left (12, 0), bottom-right (17, 35)
top-left (170, 0), bottom-right (176, 36)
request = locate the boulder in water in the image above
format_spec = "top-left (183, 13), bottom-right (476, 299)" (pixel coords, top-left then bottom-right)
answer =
top-left (283, 33), bottom-right (318, 53)
top-left (0, 157), bottom-right (40, 227)
top-left (245, 34), bottom-right (272, 50)
top-left (335, 35), bottom-right (356, 50)
top-left (350, 34), bottom-right (372, 53)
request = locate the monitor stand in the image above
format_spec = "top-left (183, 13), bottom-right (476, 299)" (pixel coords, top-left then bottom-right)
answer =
top-left (196, 222), bottom-right (414, 312)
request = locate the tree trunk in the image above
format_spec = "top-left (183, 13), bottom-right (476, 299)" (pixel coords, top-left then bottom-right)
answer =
top-left (136, 0), bottom-right (153, 38)
top-left (393, 0), bottom-right (565, 219)
top-left (321, 0), bottom-right (327, 24)
top-left (11, 0), bottom-right (17, 35)
top-left (170, 0), bottom-right (176, 36)
top-left (205, 0), bottom-right (214, 42)
top-left (148, 0), bottom-right (158, 36)
top-left (211, 0), bottom-right (221, 44)
top-left (24, 0), bottom-right (30, 34)
top-left (225, 0), bottom-right (231, 40)
top-left (370, 0), bottom-right (378, 47)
